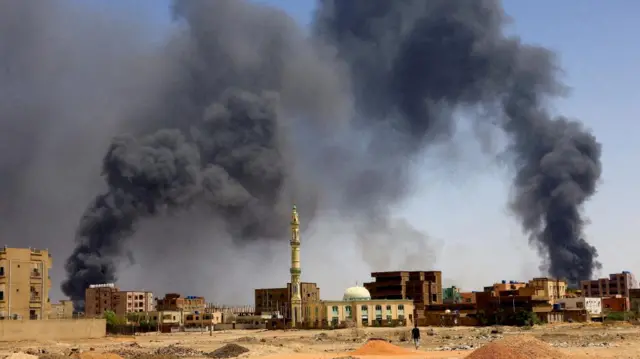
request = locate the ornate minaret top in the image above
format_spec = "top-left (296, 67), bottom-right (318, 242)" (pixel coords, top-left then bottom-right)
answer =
top-left (291, 204), bottom-right (299, 227)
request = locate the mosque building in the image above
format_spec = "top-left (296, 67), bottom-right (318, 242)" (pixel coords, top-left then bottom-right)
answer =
top-left (254, 205), bottom-right (414, 328)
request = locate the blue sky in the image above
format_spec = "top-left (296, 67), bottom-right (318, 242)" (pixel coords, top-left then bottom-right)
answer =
top-left (76, 0), bottom-right (639, 298)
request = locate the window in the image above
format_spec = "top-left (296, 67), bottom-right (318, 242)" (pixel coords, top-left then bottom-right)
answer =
top-left (0, 267), bottom-right (4, 276)
top-left (345, 306), bottom-right (352, 319)
top-left (0, 291), bottom-right (3, 301)
top-left (398, 305), bottom-right (404, 316)
top-left (577, 302), bottom-right (584, 308)
top-left (332, 306), bottom-right (339, 315)
top-left (375, 305), bottom-right (382, 320)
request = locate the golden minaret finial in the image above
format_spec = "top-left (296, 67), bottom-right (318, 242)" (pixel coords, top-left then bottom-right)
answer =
top-left (291, 204), bottom-right (299, 226)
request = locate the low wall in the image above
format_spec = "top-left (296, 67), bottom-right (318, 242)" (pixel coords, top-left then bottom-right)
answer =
top-left (0, 319), bottom-right (106, 341)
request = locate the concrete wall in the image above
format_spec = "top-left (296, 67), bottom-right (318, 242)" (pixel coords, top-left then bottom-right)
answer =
top-left (0, 319), bottom-right (105, 341)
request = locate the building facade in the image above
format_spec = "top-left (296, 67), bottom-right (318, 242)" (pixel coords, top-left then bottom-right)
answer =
top-left (602, 296), bottom-right (629, 312)
top-left (556, 297), bottom-right (602, 316)
top-left (528, 277), bottom-right (567, 303)
top-left (156, 293), bottom-right (206, 313)
top-left (85, 284), bottom-right (154, 318)
top-left (581, 272), bottom-right (637, 298)
top-left (85, 284), bottom-right (120, 318)
top-left (0, 247), bottom-right (52, 320)
top-left (255, 283), bottom-right (320, 317)
top-left (114, 291), bottom-right (154, 314)
top-left (364, 270), bottom-right (442, 322)
top-left (304, 286), bottom-right (414, 328)
top-left (50, 300), bottom-right (74, 319)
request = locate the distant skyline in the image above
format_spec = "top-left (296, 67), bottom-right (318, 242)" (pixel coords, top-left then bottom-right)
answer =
top-left (11, 0), bottom-right (639, 302)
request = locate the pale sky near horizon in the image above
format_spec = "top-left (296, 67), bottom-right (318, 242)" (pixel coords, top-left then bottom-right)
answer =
top-left (66, 0), bottom-right (639, 302)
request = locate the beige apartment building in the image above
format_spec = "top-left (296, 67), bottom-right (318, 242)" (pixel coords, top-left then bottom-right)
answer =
top-left (50, 299), bottom-right (74, 319)
top-left (529, 277), bottom-right (567, 303)
top-left (0, 247), bottom-right (52, 320)
top-left (85, 284), bottom-right (153, 318)
top-left (581, 271), bottom-right (637, 298)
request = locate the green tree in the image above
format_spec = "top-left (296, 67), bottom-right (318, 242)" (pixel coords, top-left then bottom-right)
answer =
top-left (104, 310), bottom-right (124, 326)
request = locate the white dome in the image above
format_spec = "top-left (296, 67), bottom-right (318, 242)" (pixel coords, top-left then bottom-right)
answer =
top-left (343, 286), bottom-right (372, 301)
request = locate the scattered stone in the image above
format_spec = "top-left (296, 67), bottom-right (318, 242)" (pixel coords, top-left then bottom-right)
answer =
top-left (313, 333), bottom-right (329, 341)
top-left (426, 329), bottom-right (436, 336)
top-left (154, 345), bottom-right (202, 357)
top-left (205, 344), bottom-right (249, 359)
top-left (235, 337), bottom-right (257, 343)
top-left (490, 327), bottom-right (504, 335)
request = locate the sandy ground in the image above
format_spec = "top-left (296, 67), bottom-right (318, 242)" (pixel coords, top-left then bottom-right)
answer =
top-left (3, 322), bottom-right (640, 358)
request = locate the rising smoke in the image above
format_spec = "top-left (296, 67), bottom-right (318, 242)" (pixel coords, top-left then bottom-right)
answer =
top-left (0, 0), bottom-right (601, 306)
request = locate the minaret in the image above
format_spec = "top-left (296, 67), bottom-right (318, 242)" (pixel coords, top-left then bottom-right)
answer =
top-left (290, 204), bottom-right (302, 327)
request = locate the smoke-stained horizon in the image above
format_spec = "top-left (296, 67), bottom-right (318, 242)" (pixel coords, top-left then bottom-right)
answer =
top-left (0, 0), bottom-right (601, 306)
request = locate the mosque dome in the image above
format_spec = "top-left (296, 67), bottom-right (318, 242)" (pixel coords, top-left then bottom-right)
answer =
top-left (343, 286), bottom-right (372, 301)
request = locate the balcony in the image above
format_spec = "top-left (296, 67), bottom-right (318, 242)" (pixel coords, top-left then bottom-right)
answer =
top-left (31, 270), bottom-right (42, 279)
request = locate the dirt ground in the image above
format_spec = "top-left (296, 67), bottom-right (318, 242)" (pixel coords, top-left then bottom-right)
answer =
top-left (3, 322), bottom-right (640, 359)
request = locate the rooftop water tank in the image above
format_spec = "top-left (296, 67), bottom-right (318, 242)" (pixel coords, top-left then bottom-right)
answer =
top-left (502, 280), bottom-right (506, 284)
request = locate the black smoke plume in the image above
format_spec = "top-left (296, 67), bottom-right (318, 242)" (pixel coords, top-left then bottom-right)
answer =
top-left (314, 0), bottom-right (602, 284)
top-left (22, 0), bottom-right (598, 304)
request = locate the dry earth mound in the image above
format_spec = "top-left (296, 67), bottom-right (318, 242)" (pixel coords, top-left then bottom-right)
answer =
top-left (206, 344), bottom-right (249, 359)
top-left (466, 335), bottom-right (569, 359)
top-left (349, 338), bottom-right (414, 356)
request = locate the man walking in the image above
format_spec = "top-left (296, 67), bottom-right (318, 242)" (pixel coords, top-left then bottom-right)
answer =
top-left (411, 323), bottom-right (420, 350)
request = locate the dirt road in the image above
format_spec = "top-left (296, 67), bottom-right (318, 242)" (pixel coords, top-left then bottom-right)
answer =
top-left (2, 323), bottom-right (640, 358)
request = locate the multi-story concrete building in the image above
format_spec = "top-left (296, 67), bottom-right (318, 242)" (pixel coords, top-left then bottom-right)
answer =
top-left (50, 300), bottom-right (74, 319)
top-left (255, 282), bottom-right (320, 317)
top-left (528, 277), bottom-right (567, 303)
top-left (0, 247), bottom-right (52, 320)
top-left (85, 284), bottom-right (119, 318)
top-left (85, 284), bottom-right (153, 318)
top-left (485, 281), bottom-right (528, 297)
top-left (581, 271), bottom-right (637, 298)
top-left (156, 293), bottom-right (206, 313)
top-left (114, 291), bottom-right (154, 314)
top-left (364, 271), bottom-right (442, 322)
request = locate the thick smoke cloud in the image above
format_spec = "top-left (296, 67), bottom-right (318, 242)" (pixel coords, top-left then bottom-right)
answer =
top-left (314, 0), bottom-right (602, 284)
top-left (1, 0), bottom-right (601, 305)
top-left (0, 0), bottom-right (171, 298)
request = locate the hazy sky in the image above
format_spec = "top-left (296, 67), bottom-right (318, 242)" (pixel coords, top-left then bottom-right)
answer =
top-left (45, 0), bottom-right (639, 301)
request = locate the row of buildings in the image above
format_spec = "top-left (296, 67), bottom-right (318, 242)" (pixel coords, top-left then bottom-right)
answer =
top-left (249, 205), bottom-right (640, 328)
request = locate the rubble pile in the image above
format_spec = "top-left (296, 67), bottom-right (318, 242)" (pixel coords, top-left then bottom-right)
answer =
top-left (154, 346), bottom-right (202, 357)
top-left (205, 344), bottom-right (249, 359)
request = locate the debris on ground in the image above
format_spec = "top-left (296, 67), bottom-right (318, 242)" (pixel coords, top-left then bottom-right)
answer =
top-left (466, 335), bottom-right (569, 359)
top-left (234, 337), bottom-right (257, 343)
top-left (313, 333), bottom-right (329, 341)
top-left (153, 345), bottom-right (202, 357)
top-left (349, 338), bottom-right (414, 356)
top-left (205, 344), bottom-right (249, 359)
top-left (39, 354), bottom-right (69, 359)
top-left (70, 353), bottom-right (124, 359)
